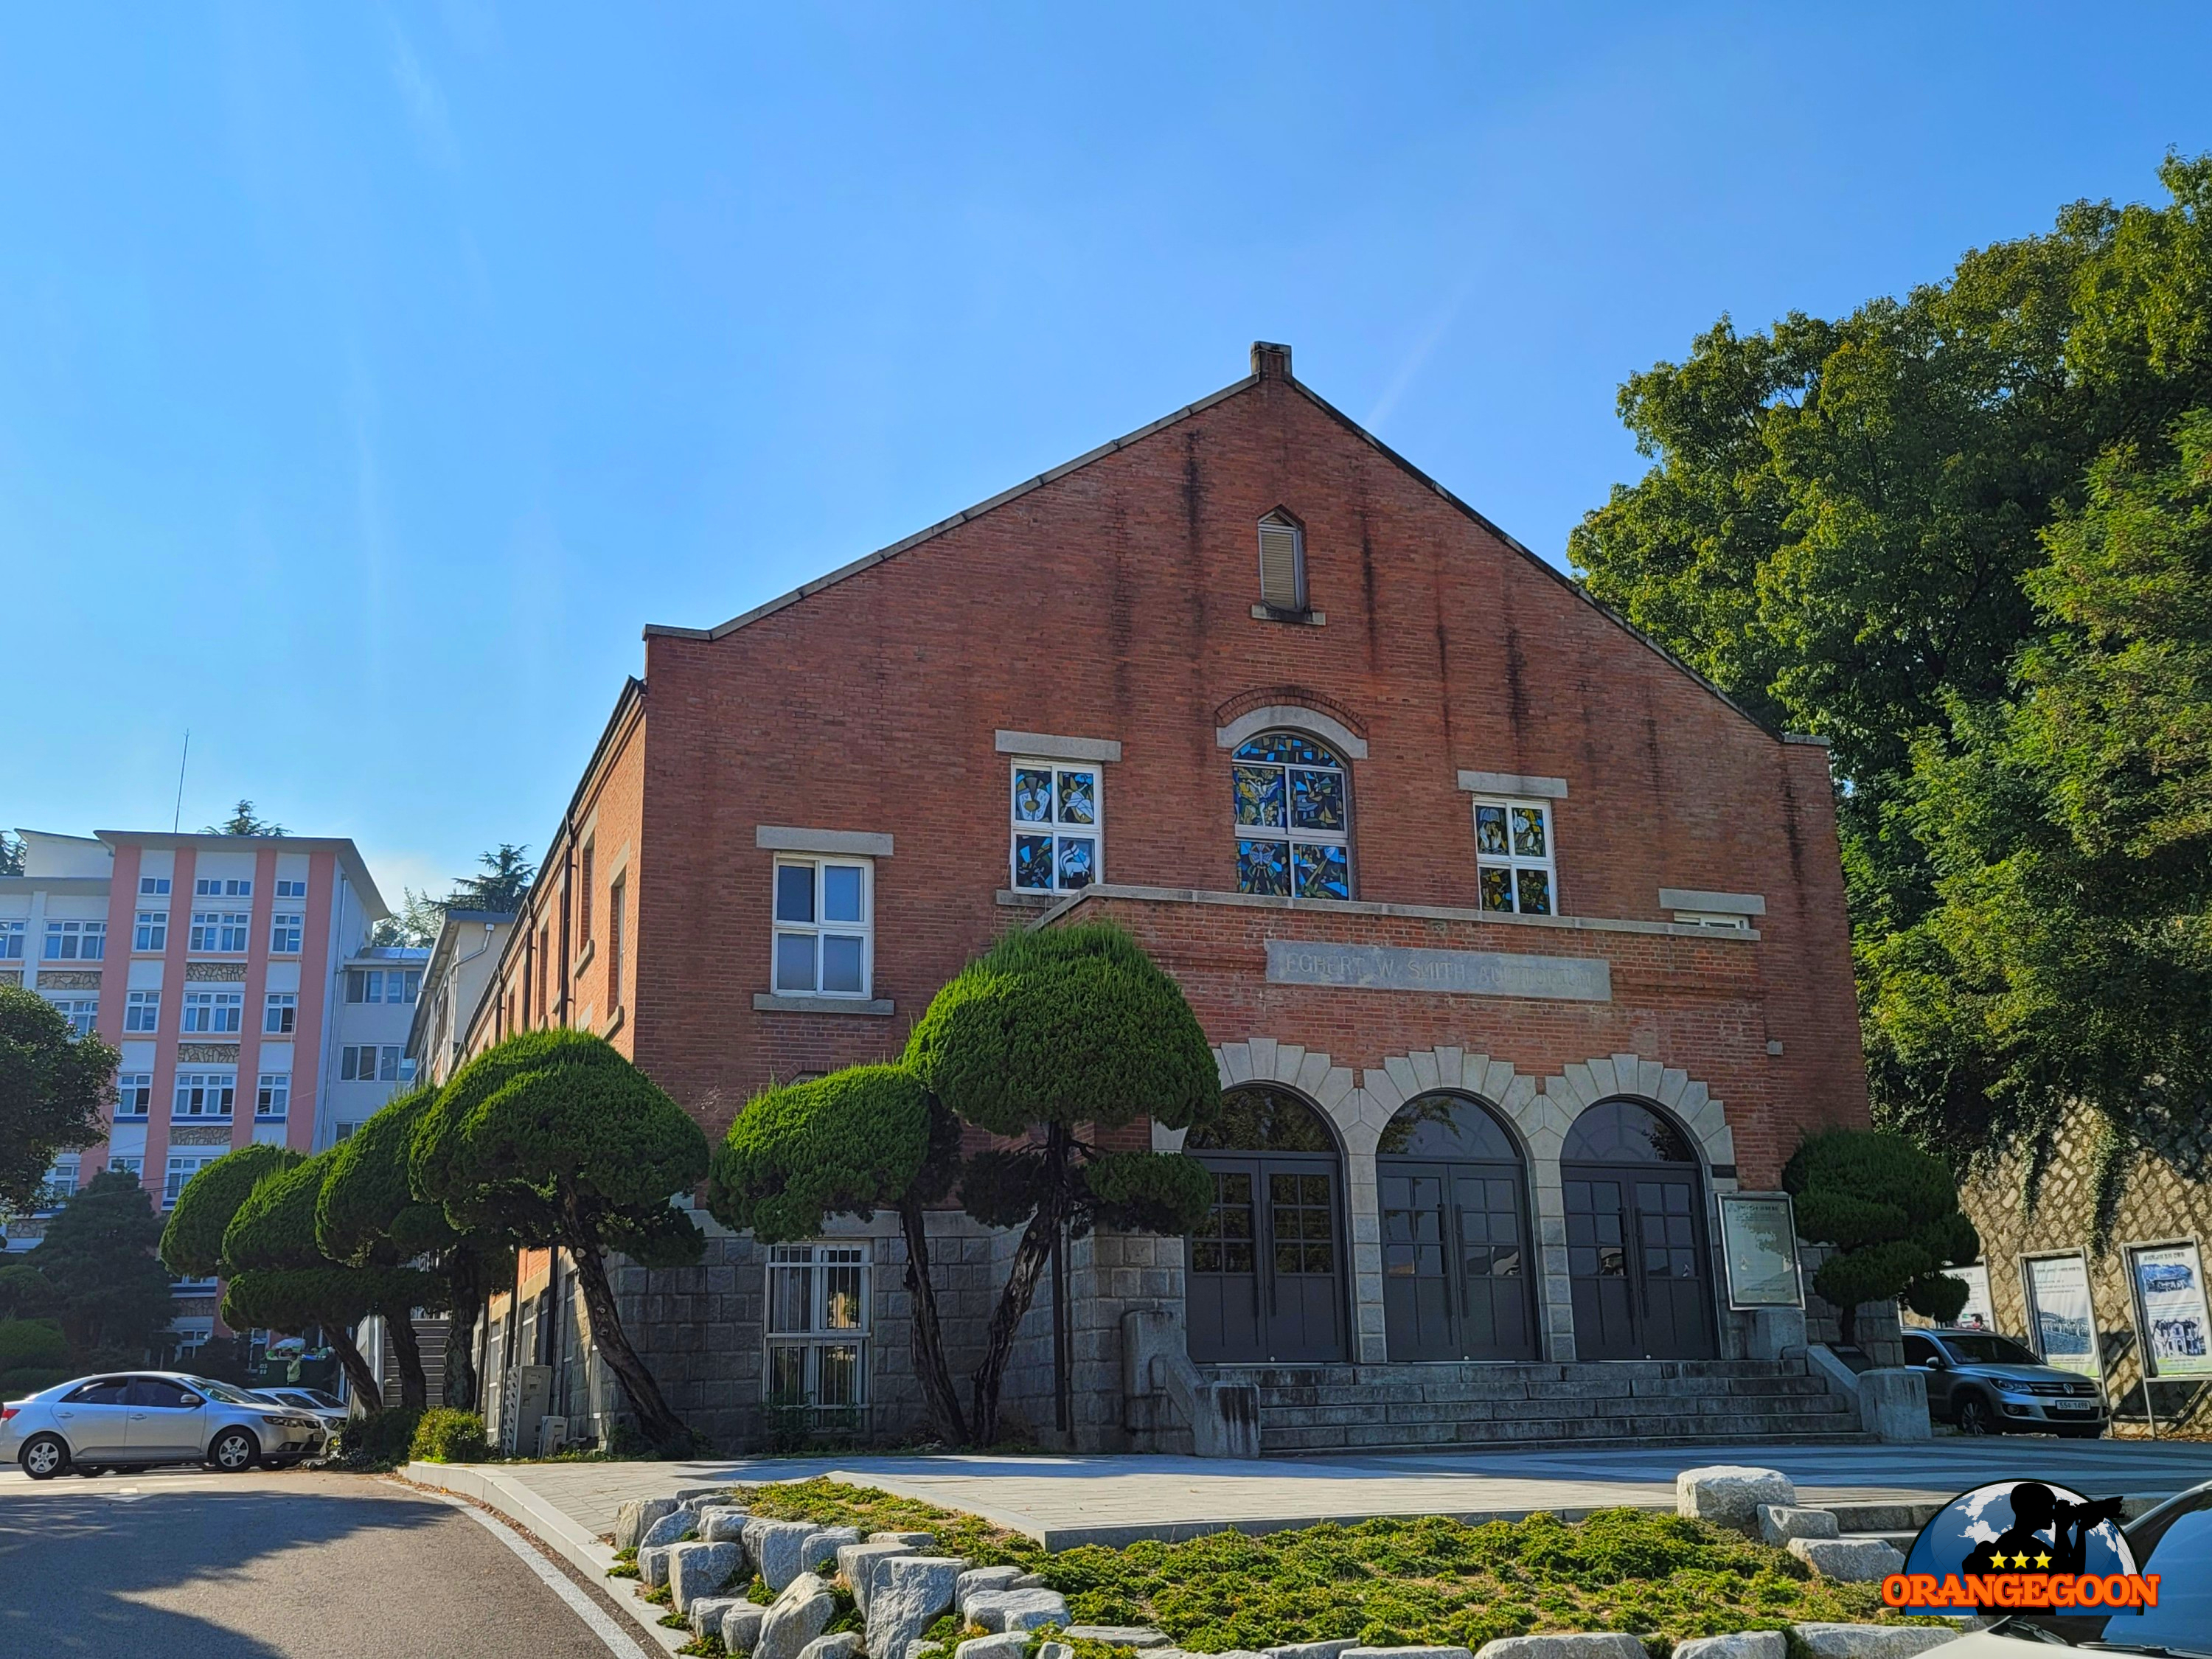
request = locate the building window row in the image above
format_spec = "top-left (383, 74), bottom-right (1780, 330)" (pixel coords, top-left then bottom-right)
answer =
top-left (195, 877), bottom-right (251, 898)
top-left (139, 875), bottom-right (171, 896)
top-left (174, 1070), bottom-right (235, 1119)
top-left (0, 920), bottom-right (20, 959)
top-left (189, 911), bottom-right (250, 953)
top-left (43, 920), bottom-right (105, 960)
top-left (136, 911), bottom-right (167, 951)
top-left (45, 996), bottom-right (97, 1038)
top-left (341, 1044), bottom-right (413, 1082)
top-left (765, 1242), bottom-right (868, 1418)
top-left (345, 968), bottom-right (420, 1004)
top-left (181, 989), bottom-right (243, 1034)
top-left (164, 1152), bottom-right (220, 1207)
top-left (116, 1072), bottom-right (153, 1118)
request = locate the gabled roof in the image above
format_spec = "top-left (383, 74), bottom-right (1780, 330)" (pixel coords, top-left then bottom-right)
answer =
top-left (642, 343), bottom-right (1804, 747)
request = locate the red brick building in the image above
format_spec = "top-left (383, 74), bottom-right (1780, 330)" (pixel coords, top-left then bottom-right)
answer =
top-left (468, 344), bottom-right (1873, 1453)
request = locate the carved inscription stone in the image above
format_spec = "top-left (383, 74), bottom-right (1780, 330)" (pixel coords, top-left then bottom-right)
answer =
top-left (1265, 939), bottom-right (1611, 1003)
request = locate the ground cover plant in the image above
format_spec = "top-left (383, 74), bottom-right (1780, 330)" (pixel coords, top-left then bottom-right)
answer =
top-left (732, 1480), bottom-right (1939, 1651)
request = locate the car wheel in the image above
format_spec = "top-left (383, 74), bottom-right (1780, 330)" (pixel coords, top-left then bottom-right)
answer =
top-left (1955, 1392), bottom-right (1996, 1436)
top-left (209, 1427), bottom-right (259, 1472)
top-left (19, 1435), bottom-right (70, 1480)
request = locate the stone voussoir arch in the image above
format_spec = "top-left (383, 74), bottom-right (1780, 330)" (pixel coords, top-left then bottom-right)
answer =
top-left (1540, 1052), bottom-right (1735, 1179)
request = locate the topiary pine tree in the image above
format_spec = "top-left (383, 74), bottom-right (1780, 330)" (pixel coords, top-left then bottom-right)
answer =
top-left (222, 1149), bottom-right (437, 1408)
top-left (409, 1029), bottom-right (709, 1450)
top-left (904, 922), bottom-right (1220, 1444)
top-left (319, 1085), bottom-right (512, 1411)
top-left (1783, 1128), bottom-right (1980, 1346)
top-left (709, 1064), bottom-right (970, 1444)
top-left (160, 1142), bottom-right (301, 1280)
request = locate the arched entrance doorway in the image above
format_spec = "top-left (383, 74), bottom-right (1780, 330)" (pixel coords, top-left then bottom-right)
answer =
top-left (1185, 1086), bottom-right (1347, 1364)
top-left (1379, 1093), bottom-right (1538, 1362)
top-left (1562, 1099), bottom-right (1716, 1360)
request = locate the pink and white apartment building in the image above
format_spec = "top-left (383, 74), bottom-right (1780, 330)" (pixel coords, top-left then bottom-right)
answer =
top-left (1, 830), bottom-right (425, 1304)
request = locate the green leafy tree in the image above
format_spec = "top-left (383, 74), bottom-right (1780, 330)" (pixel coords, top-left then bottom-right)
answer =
top-left (411, 1029), bottom-right (708, 1448)
top-left (0, 1315), bottom-right (70, 1396)
top-left (0, 832), bottom-right (21, 877)
top-left (1783, 1130), bottom-right (1978, 1345)
top-left (371, 886), bottom-right (448, 950)
top-left (159, 1143), bottom-right (300, 1279)
top-left (903, 923), bottom-right (1220, 1444)
top-left (222, 1150), bottom-right (432, 1408)
top-left (447, 844), bottom-right (535, 912)
top-left (206, 799), bottom-right (286, 836)
top-left (0, 985), bottom-right (119, 1217)
top-left (28, 1169), bottom-right (175, 1361)
top-left (320, 1085), bottom-right (512, 1411)
top-left (709, 1065), bottom-right (969, 1442)
top-left (0, 1262), bottom-right (58, 1320)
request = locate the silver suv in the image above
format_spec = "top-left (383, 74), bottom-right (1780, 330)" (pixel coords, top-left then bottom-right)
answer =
top-left (1904, 1327), bottom-right (2109, 1438)
top-left (1, 1371), bottom-right (323, 1478)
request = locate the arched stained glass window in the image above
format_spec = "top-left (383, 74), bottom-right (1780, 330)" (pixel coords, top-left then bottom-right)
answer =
top-left (1186, 1086), bottom-right (1339, 1152)
top-left (1377, 1093), bottom-right (1520, 1160)
top-left (1232, 733), bottom-right (1351, 900)
top-left (1561, 1099), bottom-right (1697, 1164)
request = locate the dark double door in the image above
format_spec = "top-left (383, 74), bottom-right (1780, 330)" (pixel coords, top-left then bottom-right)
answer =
top-left (1187, 1155), bottom-right (1346, 1364)
top-left (1380, 1160), bottom-right (1537, 1361)
top-left (1563, 1164), bottom-right (1716, 1360)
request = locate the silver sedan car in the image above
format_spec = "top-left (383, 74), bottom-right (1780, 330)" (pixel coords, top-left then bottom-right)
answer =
top-left (1, 1371), bottom-right (322, 1478)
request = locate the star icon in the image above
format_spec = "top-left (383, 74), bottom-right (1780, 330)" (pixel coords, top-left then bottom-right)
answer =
top-left (2011, 1552), bottom-right (2032, 1568)
top-left (2034, 1552), bottom-right (2051, 1568)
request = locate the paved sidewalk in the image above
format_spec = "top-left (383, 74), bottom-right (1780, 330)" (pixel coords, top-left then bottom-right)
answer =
top-left (490, 1436), bottom-right (2211, 1549)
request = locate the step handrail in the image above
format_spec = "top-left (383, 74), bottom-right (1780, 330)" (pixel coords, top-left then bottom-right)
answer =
top-left (1123, 1308), bottom-right (1263, 1458)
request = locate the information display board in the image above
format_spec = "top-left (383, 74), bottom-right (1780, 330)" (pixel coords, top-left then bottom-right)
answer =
top-left (1717, 1192), bottom-right (1803, 1309)
top-left (2022, 1252), bottom-right (2101, 1378)
top-left (2126, 1241), bottom-right (2212, 1378)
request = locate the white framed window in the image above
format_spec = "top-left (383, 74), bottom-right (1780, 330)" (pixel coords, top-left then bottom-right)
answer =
top-left (256, 1073), bottom-right (290, 1119)
top-left (116, 1073), bottom-right (153, 1118)
top-left (173, 1071), bottom-right (237, 1119)
top-left (263, 992), bottom-right (296, 1034)
top-left (43, 919), bottom-right (105, 961)
top-left (38, 1155), bottom-right (80, 1211)
top-left (139, 875), bottom-right (171, 896)
top-left (765, 1242), bottom-right (869, 1415)
top-left (1009, 762), bottom-right (1101, 893)
top-left (340, 1044), bottom-right (410, 1082)
top-left (108, 1155), bottom-right (144, 1183)
top-left (0, 920), bottom-right (21, 960)
top-left (164, 1152), bottom-right (223, 1207)
top-left (1473, 798), bottom-right (1557, 915)
top-left (1231, 731), bottom-right (1352, 898)
top-left (194, 877), bottom-right (251, 898)
top-left (270, 913), bottom-right (302, 954)
top-left (46, 997), bottom-right (97, 1037)
top-left (181, 989), bottom-right (244, 1034)
top-left (1256, 509), bottom-right (1307, 611)
top-left (274, 878), bottom-right (307, 899)
top-left (772, 858), bottom-right (872, 998)
top-left (125, 990), bottom-right (161, 1033)
top-left (345, 968), bottom-right (420, 1004)
top-left (189, 911), bottom-right (250, 953)
top-left (135, 910), bottom-right (167, 952)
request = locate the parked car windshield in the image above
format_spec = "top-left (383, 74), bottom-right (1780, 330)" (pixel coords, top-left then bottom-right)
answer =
top-left (185, 1377), bottom-right (265, 1405)
top-left (1938, 1332), bottom-right (2042, 1366)
top-left (296, 1390), bottom-right (344, 1409)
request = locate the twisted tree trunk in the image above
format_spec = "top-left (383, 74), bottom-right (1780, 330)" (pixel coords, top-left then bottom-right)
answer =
top-left (564, 1236), bottom-right (689, 1450)
top-left (389, 1310), bottom-right (428, 1409)
top-left (442, 1254), bottom-right (482, 1412)
top-left (327, 1324), bottom-right (383, 1412)
top-left (899, 1197), bottom-right (970, 1445)
top-left (969, 1125), bottom-right (1069, 1446)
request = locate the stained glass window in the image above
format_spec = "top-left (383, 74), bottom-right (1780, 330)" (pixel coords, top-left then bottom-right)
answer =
top-left (1473, 798), bottom-right (1557, 915)
top-left (1009, 761), bottom-right (1101, 893)
top-left (1231, 732), bottom-right (1351, 899)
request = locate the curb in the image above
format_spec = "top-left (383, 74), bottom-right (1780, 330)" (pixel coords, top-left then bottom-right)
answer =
top-left (400, 1460), bottom-right (689, 1656)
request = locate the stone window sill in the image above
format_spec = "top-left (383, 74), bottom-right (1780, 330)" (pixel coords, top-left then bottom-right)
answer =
top-left (602, 1004), bottom-right (625, 1039)
top-left (1250, 604), bottom-right (1326, 626)
top-left (995, 890), bottom-right (1059, 908)
top-left (572, 937), bottom-right (596, 978)
top-left (753, 993), bottom-right (896, 1017)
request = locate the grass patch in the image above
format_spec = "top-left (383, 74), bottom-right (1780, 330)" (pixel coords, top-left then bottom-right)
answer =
top-left (607, 1562), bottom-right (641, 1580)
top-left (678, 1640), bottom-right (728, 1659)
top-left (643, 1582), bottom-right (673, 1607)
top-left (660, 1611), bottom-right (690, 1629)
top-left (730, 1479), bottom-right (1945, 1652)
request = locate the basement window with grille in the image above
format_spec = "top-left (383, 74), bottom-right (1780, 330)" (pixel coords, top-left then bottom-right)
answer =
top-left (764, 1242), bottom-right (869, 1429)
top-left (1254, 510), bottom-right (1311, 617)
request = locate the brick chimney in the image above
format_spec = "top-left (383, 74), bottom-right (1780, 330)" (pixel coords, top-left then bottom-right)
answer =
top-left (1251, 341), bottom-right (1293, 381)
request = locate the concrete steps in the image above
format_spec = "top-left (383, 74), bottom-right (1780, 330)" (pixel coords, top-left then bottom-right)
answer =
top-left (1206, 1356), bottom-right (1877, 1455)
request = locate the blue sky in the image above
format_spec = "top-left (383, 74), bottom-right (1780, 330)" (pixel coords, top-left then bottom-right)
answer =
top-left (6, 4), bottom-right (2208, 904)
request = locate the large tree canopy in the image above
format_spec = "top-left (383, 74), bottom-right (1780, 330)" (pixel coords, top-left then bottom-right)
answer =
top-left (0, 985), bottom-right (119, 1215)
top-left (1571, 152), bottom-right (2212, 1208)
top-left (160, 1142), bottom-right (301, 1279)
top-left (27, 1170), bottom-right (173, 1361)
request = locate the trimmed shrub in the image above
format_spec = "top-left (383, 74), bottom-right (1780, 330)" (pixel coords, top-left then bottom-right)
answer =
top-left (1784, 1128), bottom-right (1979, 1343)
top-left (408, 1407), bottom-right (489, 1463)
top-left (331, 1407), bottom-right (424, 1471)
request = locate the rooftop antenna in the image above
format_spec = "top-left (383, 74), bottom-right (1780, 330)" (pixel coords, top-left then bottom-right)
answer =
top-left (172, 731), bottom-right (189, 834)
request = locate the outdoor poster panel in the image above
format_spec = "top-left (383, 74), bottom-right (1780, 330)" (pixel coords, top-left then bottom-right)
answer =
top-left (2126, 1240), bottom-right (2212, 1378)
top-left (1717, 1192), bottom-right (1803, 1309)
top-left (2022, 1252), bottom-right (2101, 1378)
top-left (1935, 1264), bottom-right (1994, 1330)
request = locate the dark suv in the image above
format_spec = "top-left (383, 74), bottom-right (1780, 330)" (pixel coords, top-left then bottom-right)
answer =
top-left (1903, 1327), bottom-right (2108, 1437)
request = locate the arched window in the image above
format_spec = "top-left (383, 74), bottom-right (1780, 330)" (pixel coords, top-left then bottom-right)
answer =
top-left (1231, 733), bottom-right (1350, 899)
top-left (1185, 1086), bottom-right (1346, 1364)
top-left (1560, 1099), bottom-right (1697, 1164)
top-left (1378, 1093), bottom-right (1537, 1361)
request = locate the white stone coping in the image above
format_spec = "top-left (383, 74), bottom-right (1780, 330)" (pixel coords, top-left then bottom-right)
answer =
top-left (754, 994), bottom-right (896, 1017)
top-left (757, 826), bottom-right (894, 858)
top-left (1456, 771), bottom-right (1568, 799)
top-left (995, 731), bottom-right (1123, 762)
top-left (1214, 706), bottom-right (1368, 760)
top-left (1041, 882), bottom-right (1757, 941)
top-left (1658, 888), bottom-right (1767, 917)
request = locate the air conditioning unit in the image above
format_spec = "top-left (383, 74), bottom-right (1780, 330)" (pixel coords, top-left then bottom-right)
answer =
top-left (536, 1414), bottom-right (569, 1458)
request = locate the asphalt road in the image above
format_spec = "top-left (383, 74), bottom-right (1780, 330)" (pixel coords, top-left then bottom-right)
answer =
top-left (0, 1467), bottom-right (655, 1659)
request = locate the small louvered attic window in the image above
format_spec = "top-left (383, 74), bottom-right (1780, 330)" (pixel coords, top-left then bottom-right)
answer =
top-left (1257, 512), bottom-right (1306, 611)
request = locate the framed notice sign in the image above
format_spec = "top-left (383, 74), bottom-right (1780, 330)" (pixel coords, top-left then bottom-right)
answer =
top-left (2021, 1252), bottom-right (2102, 1379)
top-left (1717, 1192), bottom-right (1804, 1310)
top-left (2126, 1241), bottom-right (2212, 1379)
